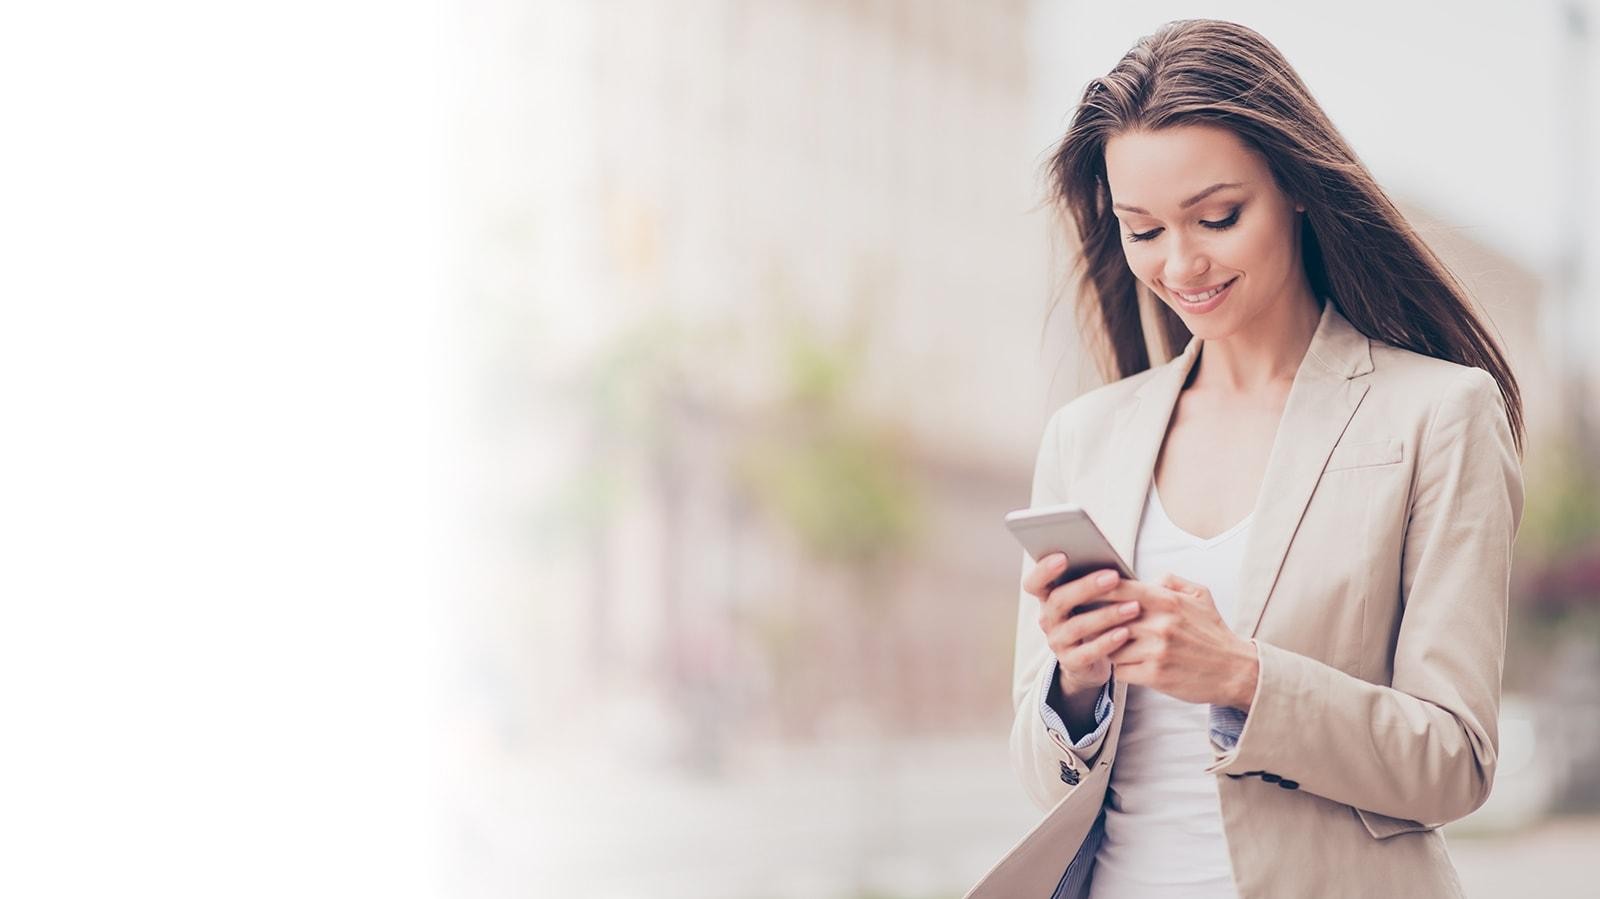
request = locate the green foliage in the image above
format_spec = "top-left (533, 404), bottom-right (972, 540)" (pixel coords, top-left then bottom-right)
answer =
top-left (580, 311), bottom-right (688, 447)
top-left (526, 313), bottom-right (686, 553)
top-left (741, 421), bottom-right (920, 566)
top-left (737, 317), bottom-right (922, 568)
top-left (1520, 434), bottom-right (1600, 561)
top-left (539, 287), bottom-right (924, 579)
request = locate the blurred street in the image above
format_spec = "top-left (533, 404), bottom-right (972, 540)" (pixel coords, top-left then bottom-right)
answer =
top-left (450, 733), bottom-right (1600, 898)
top-left (459, 1), bottom-right (1600, 896)
top-left (1449, 816), bottom-right (1600, 896)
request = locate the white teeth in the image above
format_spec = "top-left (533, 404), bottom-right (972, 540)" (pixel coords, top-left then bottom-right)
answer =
top-left (1176, 279), bottom-right (1232, 302)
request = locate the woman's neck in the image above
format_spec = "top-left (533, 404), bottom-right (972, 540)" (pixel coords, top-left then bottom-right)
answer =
top-left (1191, 293), bottom-right (1323, 394)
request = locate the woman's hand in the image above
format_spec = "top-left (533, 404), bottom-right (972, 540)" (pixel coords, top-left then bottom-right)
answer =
top-left (1026, 553), bottom-right (1144, 696)
top-left (1103, 572), bottom-right (1260, 710)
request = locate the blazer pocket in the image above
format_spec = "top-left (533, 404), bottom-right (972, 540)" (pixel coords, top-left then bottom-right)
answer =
top-left (1355, 807), bottom-right (1438, 840)
top-left (1324, 438), bottom-right (1404, 473)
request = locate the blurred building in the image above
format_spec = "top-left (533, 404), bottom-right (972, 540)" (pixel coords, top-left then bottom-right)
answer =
top-left (463, 0), bottom-right (1079, 761)
top-left (1401, 200), bottom-right (1559, 456)
top-left (452, 4), bottom-right (1596, 895)
top-left (462, 0), bottom-right (1565, 769)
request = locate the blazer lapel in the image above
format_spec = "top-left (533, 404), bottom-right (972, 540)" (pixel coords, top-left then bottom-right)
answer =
top-left (1096, 338), bottom-right (1202, 566)
top-left (1090, 302), bottom-right (1374, 638)
top-left (1092, 337), bottom-right (1200, 759)
top-left (1232, 303), bottom-right (1373, 636)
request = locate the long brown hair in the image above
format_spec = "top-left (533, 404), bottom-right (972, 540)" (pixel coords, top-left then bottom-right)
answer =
top-left (1044, 18), bottom-right (1524, 453)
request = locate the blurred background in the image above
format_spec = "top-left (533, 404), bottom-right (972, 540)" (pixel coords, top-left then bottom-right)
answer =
top-left (461, 1), bottom-right (1600, 896)
top-left (3, 1), bottom-right (1597, 897)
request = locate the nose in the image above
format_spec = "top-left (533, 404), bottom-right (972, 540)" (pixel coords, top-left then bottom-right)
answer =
top-left (1164, 233), bottom-right (1210, 287)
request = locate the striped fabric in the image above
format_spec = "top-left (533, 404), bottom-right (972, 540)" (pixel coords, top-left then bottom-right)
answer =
top-left (1037, 662), bottom-right (1116, 750)
top-left (1036, 662), bottom-right (1249, 896)
top-left (1208, 704), bottom-right (1247, 751)
top-left (1036, 661), bottom-right (1248, 754)
top-left (1050, 805), bottom-right (1107, 899)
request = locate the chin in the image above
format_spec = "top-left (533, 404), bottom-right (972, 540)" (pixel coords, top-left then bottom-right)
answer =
top-left (1173, 312), bottom-right (1235, 340)
top-left (1159, 303), bottom-right (1229, 339)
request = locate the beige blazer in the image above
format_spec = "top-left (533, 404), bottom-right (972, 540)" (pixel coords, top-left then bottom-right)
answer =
top-left (973, 301), bottom-right (1524, 898)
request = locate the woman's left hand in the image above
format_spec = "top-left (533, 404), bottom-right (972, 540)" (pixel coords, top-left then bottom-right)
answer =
top-left (1104, 572), bottom-right (1260, 710)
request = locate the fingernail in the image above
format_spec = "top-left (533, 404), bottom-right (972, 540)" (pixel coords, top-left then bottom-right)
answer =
top-left (1120, 601), bottom-right (1139, 614)
top-left (1098, 571), bottom-right (1118, 587)
top-left (1112, 627), bottom-right (1129, 640)
top-left (1050, 553), bottom-right (1067, 569)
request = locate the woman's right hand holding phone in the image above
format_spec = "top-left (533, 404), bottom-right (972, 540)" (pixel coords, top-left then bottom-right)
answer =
top-left (1026, 552), bottom-right (1142, 701)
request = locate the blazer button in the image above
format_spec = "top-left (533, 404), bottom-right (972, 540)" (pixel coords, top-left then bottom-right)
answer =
top-left (1277, 779), bottom-right (1299, 790)
top-left (1059, 761), bottom-right (1080, 786)
top-left (1260, 773), bottom-right (1281, 783)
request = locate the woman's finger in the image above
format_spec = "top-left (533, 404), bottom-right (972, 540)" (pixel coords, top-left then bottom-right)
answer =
top-left (1053, 600), bottom-right (1141, 648)
top-left (1159, 571), bottom-right (1203, 596)
top-left (1062, 623), bottom-right (1133, 671)
top-left (1022, 553), bottom-right (1069, 599)
top-left (1042, 568), bottom-right (1122, 621)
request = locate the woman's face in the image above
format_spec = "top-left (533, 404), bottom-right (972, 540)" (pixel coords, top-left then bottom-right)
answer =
top-left (1103, 124), bottom-right (1308, 341)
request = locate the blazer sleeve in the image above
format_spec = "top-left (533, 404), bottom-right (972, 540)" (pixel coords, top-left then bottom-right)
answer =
top-left (1201, 367), bottom-right (1525, 826)
top-left (1009, 406), bottom-right (1111, 812)
top-left (1044, 665), bottom-right (1115, 746)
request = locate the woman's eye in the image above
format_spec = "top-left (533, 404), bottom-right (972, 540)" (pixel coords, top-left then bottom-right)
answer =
top-left (1126, 207), bottom-right (1242, 243)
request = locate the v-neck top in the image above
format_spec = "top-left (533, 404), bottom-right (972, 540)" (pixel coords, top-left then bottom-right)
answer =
top-left (1148, 484), bottom-right (1254, 548)
top-left (1088, 480), bottom-right (1252, 899)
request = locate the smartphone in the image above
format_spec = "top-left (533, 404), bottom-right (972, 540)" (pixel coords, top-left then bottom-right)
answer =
top-left (1004, 503), bottom-right (1136, 613)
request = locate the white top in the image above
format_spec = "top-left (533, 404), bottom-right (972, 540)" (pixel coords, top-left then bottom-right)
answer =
top-left (1088, 480), bottom-right (1251, 899)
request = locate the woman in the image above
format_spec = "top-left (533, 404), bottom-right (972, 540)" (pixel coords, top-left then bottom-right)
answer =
top-left (982, 19), bottom-right (1524, 899)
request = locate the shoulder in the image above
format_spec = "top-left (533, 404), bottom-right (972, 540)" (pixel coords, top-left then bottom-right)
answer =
top-left (1046, 362), bottom-right (1167, 437)
top-left (1367, 341), bottom-right (1506, 419)
top-left (1031, 363), bottom-right (1165, 500)
top-left (1366, 341), bottom-right (1524, 528)
top-left (1364, 342), bottom-right (1517, 489)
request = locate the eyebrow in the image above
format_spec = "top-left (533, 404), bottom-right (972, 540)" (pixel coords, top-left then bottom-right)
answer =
top-left (1112, 182), bottom-right (1245, 215)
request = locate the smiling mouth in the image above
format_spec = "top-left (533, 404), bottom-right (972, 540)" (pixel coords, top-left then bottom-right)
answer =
top-left (1171, 277), bottom-right (1237, 303)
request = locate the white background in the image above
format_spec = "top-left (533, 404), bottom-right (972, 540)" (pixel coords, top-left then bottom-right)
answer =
top-left (0, 3), bottom-right (444, 896)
